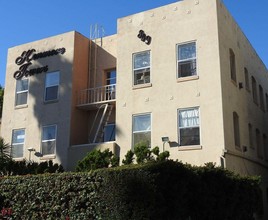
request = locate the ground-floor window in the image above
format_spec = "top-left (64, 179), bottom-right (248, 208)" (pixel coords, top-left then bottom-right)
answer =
top-left (41, 125), bottom-right (57, 156)
top-left (132, 113), bottom-right (151, 148)
top-left (178, 107), bottom-right (200, 146)
top-left (11, 129), bottom-right (25, 158)
top-left (104, 123), bottom-right (115, 142)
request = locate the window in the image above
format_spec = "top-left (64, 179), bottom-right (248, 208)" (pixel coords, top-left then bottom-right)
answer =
top-left (252, 76), bottom-right (258, 104)
top-left (15, 78), bottom-right (28, 106)
top-left (233, 112), bottom-right (240, 148)
top-left (266, 93), bottom-right (268, 112)
top-left (11, 129), bottom-right (25, 158)
top-left (248, 123), bottom-right (254, 149)
top-left (106, 70), bottom-right (116, 85)
top-left (106, 70), bottom-right (116, 100)
top-left (45, 72), bottom-right (59, 101)
top-left (263, 134), bottom-right (268, 161)
top-left (229, 49), bottom-right (236, 83)
top-left (103, 123), bottom-right (115, 142)
top-left (244, 68), bottom-right (250, 91)
top-left (259, 85), bottom-right (265, 110)
top-left (178, 108), bottom-right (200, 146)
top-left (42, 125), bottom-right (57, 156)
top-left (256, 129), bottom-right (262, 158)
top-left (133, 114), bottom-right (151, 148)
top-left (177, 42), bottom-right (197, 78)
top-left (133, 51), bottom-right (150, 85)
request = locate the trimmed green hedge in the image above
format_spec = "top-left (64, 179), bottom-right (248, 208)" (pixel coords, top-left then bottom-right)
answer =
top-left (0, 161), bottom-right (262, 220)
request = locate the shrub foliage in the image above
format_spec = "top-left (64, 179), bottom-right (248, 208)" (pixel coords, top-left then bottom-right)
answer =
top-left (0, 161), bottom-right (262, 220)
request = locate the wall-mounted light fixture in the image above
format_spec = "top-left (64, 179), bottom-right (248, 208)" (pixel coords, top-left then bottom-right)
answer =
top-left (161, 136), bottom-right (169, 152)
top-left (27, 147), bottom-right (36, 161)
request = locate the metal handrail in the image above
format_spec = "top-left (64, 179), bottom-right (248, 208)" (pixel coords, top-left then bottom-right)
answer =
top-left (77, 84), bottom-right (116, 106)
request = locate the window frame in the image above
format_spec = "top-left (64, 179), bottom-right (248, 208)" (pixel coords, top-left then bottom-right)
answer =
top-left (41, 124), bottom-right (57, 157)
top-left (15, 78), bottom-right (29, 107)
top-left (105, 69), bottom-right (116, 100)
top-left (251, 76), bottom-right (258, 105)
top-left (229, 49), bottom-right (237, 83)
top-left (233, 112), bottom-right (240, 148)
top-left (248, 123), bottom-right (254, 149)
top-left (259, 85), bottom-right (265, 111)
top-left (132, 113), bottom-right (151, 149)
top-left (132, 51), bottom-right (151, 86)
top-left (256, 128), bottom-right (263, 159)
top-left (244, 68), bottom-right (250, 91)
top-left (178, 107), bottom-right (200, 147)
top-left (177, 41), bottom-right (197, 79)
top-left (263, 134), bottom-right (268, 161)
top-left (44, 71), bottom-right (60, 102)
top-left (11, 128), bottom-right (25, 159)
top-left (266, 93), bottom-right (268, 112)
top-left (103, 123), bottom-right (116, 142)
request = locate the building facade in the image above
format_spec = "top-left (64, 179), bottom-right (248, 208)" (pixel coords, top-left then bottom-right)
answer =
top-left (2, 0), bottom-right (268, 218)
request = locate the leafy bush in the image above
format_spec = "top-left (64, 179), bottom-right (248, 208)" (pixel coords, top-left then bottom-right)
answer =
top-left (122, 144), bottom-right (170, 165)
top-left (76, 149), bottom-right (118, 172)
top-left (0, 161), bottom-right (262, 220)
top-left (0, 160), bottom-right (64, 177)
top-left (122, 150), bottom-right (134, 165)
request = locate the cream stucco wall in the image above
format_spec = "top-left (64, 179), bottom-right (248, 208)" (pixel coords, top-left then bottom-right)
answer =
top-left (116, 0), bottom-right (225, 166)
top-left (217, 1), bottom-right (268, 218)
top-left (2, 31), bottom-right (77, 168)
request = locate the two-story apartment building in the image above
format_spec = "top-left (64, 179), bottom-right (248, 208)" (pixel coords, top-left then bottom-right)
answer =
top-left (2, 0), bottom-right (268, 218)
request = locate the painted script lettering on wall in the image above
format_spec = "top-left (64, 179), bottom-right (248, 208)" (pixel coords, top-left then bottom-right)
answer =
top-left (13, 48), bottom-right (66, 80)
top-left (137, 30), bottom-right (152, 45)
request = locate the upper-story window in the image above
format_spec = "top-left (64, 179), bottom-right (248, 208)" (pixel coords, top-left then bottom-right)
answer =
top-left (178, 107), bottom-right (200, 146)
top-left (266, 93), bottom-right (268, 112)
top-left (177, 42), bottom-right (197, 78)
top-left (256, 128), bottom-right (262, 158)
top-left (15, 78), bottom-right (28, 106)
top-left (106, 70), bottom-right (116, 100)
top-left (263, 134), bottom-right (268, 161)
top-left (251, 76), bottom-right (258, 104)
top-left (45, 71), bottom-right (59, 102)
top-left (229, 49), bottom-right (237, 83)
top-left (244, 68), bottom-right (250, 91)
top-left (106, 70), bottom-right (116, 85)
top-left (233, 112), bottom-right (240, 148)
top-left (11, 128), bottom-right (25, 158)
top-left (133, 51), bottom-right (150, 86)
top-left (259, 85), bottom-right (265, 111)
top-left (248, 123), bottom-right (253, 149)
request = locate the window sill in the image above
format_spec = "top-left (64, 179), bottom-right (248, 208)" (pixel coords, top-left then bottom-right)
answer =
top-left (178, 145), bottom-right (202, 151)
top-left (177, 75), bottom-right (199, 83)
top-left (231, 79), bottom-right (237, 87)
top-left (13, 157), bottom-right (25, 161)
top-left (235, 146), bottom-right (241, 151)
top-left (44, 99), bottom-right (59, 104)
top-left (15, 104), bottom-right (28, 109)
top-left (132, 83), bottom-right (152, 90)
top-left (40, 155), bottom-right (56, 160)
top-left (253, 100), bottom-right (258, 106)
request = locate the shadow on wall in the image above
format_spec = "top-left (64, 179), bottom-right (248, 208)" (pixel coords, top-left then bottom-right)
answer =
top-left (14, 44), bottom-right (74, 168)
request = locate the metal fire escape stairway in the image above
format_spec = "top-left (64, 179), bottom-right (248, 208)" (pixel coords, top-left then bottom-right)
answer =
top-left (90, 103), bottom-right (114, 143)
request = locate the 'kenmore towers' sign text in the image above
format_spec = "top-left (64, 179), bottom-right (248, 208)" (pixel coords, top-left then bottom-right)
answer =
top-left (13, 48), bottom-right (66, 80)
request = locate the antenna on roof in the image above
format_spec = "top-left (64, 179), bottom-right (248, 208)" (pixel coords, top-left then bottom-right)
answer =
top-left (90, 24), bottom-right (105, 47)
